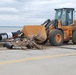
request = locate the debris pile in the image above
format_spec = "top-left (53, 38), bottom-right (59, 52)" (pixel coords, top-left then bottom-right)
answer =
top-left (3, 32), bottom-right (45, 50)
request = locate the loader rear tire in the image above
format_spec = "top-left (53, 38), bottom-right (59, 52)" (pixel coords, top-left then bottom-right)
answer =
top-left (72, 31), bottom-right (76, 44)
top-left (49, 29), bottom-right (64, 46)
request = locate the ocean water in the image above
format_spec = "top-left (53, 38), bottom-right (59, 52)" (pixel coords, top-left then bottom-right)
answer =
top-left (0, 26), bottom-right (22, 33)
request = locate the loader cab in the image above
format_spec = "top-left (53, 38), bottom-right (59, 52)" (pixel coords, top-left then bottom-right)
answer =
top-left (55, 8), bottom-right (74, 26)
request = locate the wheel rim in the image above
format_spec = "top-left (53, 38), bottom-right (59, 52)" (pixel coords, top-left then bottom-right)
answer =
top-left (55, 34), bottom-right (62, 43)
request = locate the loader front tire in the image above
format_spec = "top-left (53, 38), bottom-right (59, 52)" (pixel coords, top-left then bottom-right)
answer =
top-left (72, 31), bottom-right (76, 44)
top-left (49, 29), bottom-right (64, 46)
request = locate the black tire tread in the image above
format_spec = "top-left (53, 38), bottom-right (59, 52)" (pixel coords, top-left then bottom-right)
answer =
top-left (63, 40), bottom-right (69, 43)
top-left (72, 31), bottom-right (76, 44)
top-left (49, 29), bottom-right (64, 46)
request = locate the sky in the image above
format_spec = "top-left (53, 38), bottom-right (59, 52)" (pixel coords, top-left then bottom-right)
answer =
top-left (0, 0), bottom-right (76, 26)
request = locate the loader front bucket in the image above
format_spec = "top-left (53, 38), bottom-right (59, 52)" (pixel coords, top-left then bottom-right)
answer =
top-left (22, 25), bottom-right (47, 43)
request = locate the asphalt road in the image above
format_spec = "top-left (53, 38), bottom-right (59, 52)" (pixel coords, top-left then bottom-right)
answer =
top-left (0, 43), bottom-right (76, 75)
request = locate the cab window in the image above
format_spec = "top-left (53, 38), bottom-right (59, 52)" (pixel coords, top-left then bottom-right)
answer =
top-left (67, 10), bottom-right (73, 25)
top-left (61, 9), bottom-right (67, 26)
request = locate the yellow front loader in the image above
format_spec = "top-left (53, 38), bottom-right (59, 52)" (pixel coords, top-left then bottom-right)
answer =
top-left (22, 8), bottom-right (76, 46)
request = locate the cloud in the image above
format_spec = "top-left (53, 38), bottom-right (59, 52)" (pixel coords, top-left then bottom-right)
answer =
top-left (0, 0), bottom-right (76, 26)
top-left (0, 7), bottom-right (18, 13)
top-left (0, 0), bottom-right (16, 3)
top-left (0, 15), bottom-right (19, 21)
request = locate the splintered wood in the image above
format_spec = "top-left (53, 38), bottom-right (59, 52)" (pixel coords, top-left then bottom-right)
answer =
top-left (11, 37), bottom-right (45, 50)
top-left (3, 30), bottom-right (46, 50)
